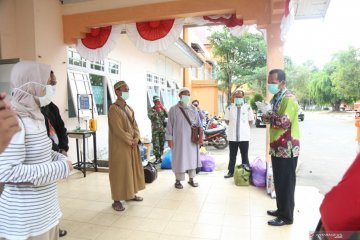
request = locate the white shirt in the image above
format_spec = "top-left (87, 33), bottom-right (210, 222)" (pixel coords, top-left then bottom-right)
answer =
top-left (224, 103), bottom-right (254, 142)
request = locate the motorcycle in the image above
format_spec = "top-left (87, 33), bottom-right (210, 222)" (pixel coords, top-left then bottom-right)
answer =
top-left (202, 126), bottom-right (228, 149)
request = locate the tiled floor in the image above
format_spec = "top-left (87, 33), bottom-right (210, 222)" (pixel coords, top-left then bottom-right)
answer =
top-left (59, 170), bottom-right (323, 240)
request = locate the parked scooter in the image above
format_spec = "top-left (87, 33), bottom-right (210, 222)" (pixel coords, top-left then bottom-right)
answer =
top-left (202, 126), bottom-right (228, 149)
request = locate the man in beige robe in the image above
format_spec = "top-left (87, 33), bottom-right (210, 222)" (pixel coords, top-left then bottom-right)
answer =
top-left (108, 81), bottom-right (145, 211)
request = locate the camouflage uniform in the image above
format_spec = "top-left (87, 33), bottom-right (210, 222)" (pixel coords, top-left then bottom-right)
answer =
top-left (148, 106), bottom-right (168, 161)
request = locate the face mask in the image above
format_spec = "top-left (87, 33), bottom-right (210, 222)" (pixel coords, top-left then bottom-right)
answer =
top-left (13, 82), bottom-right (54, 107)
top-left (38, 85), bottom-right (55, 107)
top-left (268, 84), bottom-right (280, 95)
top-left (235, 98), bottom-right (244, 105)
top-left (181, 95), bottom-right (190, 105)
top-left (121, 91), bottom-right (129, 101)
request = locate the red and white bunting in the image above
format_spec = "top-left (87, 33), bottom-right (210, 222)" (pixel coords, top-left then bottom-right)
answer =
top-left (280, 0), bottom-right (296, 41)
top-left (126, 18), bottom-right (184, 53)
top-left (75, 25), bottom-right (123, 61)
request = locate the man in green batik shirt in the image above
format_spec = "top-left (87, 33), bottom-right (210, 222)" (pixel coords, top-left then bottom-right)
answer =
top-left (259, 69), bottom-right (300, 227)
top-left (148, 96), bottom-right (168, 164)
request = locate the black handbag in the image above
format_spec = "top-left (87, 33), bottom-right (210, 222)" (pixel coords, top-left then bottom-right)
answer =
top-left (144, 162), bottom-right (157, 183)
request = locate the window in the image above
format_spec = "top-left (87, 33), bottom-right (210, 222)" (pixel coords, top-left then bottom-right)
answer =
top-left (198, 66), bottom-right (204, 80)
top-left (67, 70), bottom-right (98, 118)
top-left (147, 73), bottom-right (153, 83)
top-left (90, 61), bottom-right (105, 71)
top-left (154, 76), bottom-right (159, 84)
top-left (108, 61), bottom-right (119, 75)
top-left (90, 74), bottom-right (111, 115)
top-left (68, 49), bottom-right (86, 68)
top-left (67, 48), bottom-right (120, 117)
top-left (191, 67), bottom-right (197, 79)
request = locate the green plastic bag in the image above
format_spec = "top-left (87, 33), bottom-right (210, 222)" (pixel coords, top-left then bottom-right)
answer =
top-left (234, 164), bottom-right (251, 186)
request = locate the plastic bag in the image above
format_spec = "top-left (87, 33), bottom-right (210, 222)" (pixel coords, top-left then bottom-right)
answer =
top-left (250, 157), bottom-right (266, 187)
top-left (200, 153), bottom-right (215, 172)
top-left (161, 150), bottom-right (172, 169)
top-left (234, 164), bottom-right (251, 186)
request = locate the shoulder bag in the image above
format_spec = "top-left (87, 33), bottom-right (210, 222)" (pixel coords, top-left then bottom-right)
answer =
top-left (179, 107), bottom-right (203, 145)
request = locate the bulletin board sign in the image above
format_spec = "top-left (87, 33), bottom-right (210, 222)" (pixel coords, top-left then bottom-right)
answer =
top-left (79, 94), bottom-right (90, 110)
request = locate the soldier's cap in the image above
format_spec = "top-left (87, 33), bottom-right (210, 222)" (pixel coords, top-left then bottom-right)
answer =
top-left (114, 81), bottom-right (127, 91)
top-left (179, 87), bottom-right (190, 94)
top-left (153, 96), bottom-right (160, 101)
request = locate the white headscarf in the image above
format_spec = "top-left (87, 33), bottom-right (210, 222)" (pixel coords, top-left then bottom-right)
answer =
top-left (179, 87), bottom-right (190, 94)
top-left (11, 61), bottom-right (51, 120)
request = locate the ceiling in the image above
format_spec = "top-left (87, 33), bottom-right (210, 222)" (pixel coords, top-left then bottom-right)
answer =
top-left (294, 0), bottom-right (331, 19)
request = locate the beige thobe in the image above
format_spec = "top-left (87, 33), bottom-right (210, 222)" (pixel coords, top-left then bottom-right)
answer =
top-left (108, 99), bottom-right (145, 201)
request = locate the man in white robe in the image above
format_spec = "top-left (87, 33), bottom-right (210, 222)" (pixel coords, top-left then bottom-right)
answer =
top-left (166, 87), bottom-right (201, 189)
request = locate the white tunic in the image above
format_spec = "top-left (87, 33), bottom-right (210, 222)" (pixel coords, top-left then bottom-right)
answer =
top-left (0, 117), bottom-right (69, 240)
top-left (224, 103), bottom-right (254, 142)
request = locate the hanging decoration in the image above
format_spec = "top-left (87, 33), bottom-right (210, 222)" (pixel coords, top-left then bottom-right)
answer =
top-left (280, 0), bottom-right (296, 41)
top-left (126, 18), bottom-right (184, 53)
top-left (187, 14), bottom-right (248, 37)
top-left (75, 25), bottom-right (123, 61)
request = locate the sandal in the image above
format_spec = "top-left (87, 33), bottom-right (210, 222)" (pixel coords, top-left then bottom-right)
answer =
top-left (130, 195), bottom-right (143, 201)
top-left (112, 201), bottom-right (125, 211)
top-left (188, 180), bottom-right (199, 188)
top-left (174, 181), bottom-right (183, 189)
top-left (59, 229), bottom-right (67, 238)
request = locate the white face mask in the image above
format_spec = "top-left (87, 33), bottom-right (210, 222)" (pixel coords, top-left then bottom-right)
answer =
top-left (38, 85), bottom-right (55, 107)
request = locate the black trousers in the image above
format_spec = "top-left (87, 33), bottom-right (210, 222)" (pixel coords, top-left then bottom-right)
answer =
top-left (228, 141), bottom-right (249, 174)
top-left (271, 156), bottom-right (298, 223)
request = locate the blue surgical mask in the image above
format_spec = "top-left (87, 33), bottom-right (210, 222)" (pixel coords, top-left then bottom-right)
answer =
top-left (268, 84), bottom-right (280, 95)
top-left (235, 98), bottom-right (244, 105)
top-left (181, 95), bottom-right (190, 105)
top-left (121, 91), bottom-right (129, 101)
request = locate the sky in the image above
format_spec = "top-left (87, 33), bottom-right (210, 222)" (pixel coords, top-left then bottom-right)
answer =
top-left (284, 0), bottom-right (360, 68)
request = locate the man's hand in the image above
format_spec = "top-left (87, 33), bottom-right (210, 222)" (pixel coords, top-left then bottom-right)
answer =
top-left (132, 138), bottom-right (139, 148)
top-left (255, 101), bottom-right (271, 113)
top-left (168, 140), bottom-right (174, 148)
top-left (0, 93), bottom-right (21, 153)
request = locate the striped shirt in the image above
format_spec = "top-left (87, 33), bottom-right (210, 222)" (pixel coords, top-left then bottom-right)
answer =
top-left (0, 117), bottom-right (69, 240)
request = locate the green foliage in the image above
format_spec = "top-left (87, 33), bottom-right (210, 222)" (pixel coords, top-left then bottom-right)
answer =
top-left (250, 93), bottom-right (264, 111)
top-left (284, 63), bottom-right (312, 108)
top-left (330, 47), bottom-right (360, 102)
top-left (209, 27), bottom-right (266, 104)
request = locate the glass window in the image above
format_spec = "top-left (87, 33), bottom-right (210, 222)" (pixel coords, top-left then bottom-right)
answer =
top-left (90, 60), bottom-right (105, 71)
top-left (90, 74), bottom-right (106, 115)
top-left (68, 49), bottom-right (86, 68)
top-left (154, 76), bottom-right (159, 84)
top-left (147, 73), bottom-right (153, 83)
top-left (108, 61), bottom-right (119, 75)
top-left (198, 66), bottom-right (204, 80)
top-left (67, 70), bottom-right (98, 118)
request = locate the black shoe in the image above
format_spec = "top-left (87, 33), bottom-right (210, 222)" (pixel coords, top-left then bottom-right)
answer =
top-left (224, 172), bottom-right (233, 178)
top-left (267, 210), bottom-right (279, 217)
top-left (59, 229), bottom-right (67, 237)
top-left (154, 158), bottom-right (162, 164)
top-left (268, 217), bottom-right (292, 226)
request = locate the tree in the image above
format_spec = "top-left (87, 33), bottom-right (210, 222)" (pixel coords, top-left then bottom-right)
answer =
top-left (209, 27), bottom-right (266, 105)
top-left (284, 63), bottom-right (312, 109)
top-left (250, 93), bottom-right (264, 111)
top-left (330, 47), bottom-right (360, 102)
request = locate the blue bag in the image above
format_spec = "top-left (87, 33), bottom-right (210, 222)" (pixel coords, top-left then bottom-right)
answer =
top-left (161, 150), bottom-right (172, 169)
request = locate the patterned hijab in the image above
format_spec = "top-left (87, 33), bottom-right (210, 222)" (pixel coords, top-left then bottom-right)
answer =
top-left (11, 61), bottom-right (51, 120)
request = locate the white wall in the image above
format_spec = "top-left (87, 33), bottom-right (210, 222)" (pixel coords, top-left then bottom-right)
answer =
top-left (0, 0), bottom-right (183, 162)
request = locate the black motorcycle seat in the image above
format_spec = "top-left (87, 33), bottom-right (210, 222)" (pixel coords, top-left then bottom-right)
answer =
top-left (204, 126), bottom-right (225, 135)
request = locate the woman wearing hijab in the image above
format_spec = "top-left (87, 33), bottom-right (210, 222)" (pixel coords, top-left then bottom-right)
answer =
top-left (0, 61), bottom-right (72, 240)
